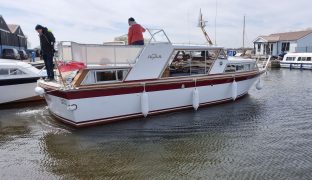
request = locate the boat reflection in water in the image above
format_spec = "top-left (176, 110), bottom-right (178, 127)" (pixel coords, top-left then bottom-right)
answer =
top-left (41, 97), bottom-right (262, 179)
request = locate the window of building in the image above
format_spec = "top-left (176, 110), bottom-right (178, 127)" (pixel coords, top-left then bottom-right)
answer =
top-left (281, 42), bottom-right (290, 52)
top-left (95, 69), bottom-right (129, 83)
top-left (257, 44), bottom-right (261, 52)
top-left (224, 63), bottom-right (255, 73)
top-left (224, 65), bottom-right (236, 73)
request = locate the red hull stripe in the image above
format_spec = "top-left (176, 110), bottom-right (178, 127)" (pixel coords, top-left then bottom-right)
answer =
top-left (47, 74), bottom-right (258, 100)
top-left (50, 93), bottom-right (247, 128)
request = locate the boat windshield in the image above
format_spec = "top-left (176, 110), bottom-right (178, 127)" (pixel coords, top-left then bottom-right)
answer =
top-left (58, 42), bottom-right (143, 66)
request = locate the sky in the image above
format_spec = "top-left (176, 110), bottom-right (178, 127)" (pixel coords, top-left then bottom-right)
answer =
top-left (0, 0), bottom-right (311, 48)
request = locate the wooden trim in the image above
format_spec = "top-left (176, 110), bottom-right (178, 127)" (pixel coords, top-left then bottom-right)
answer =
top-left (72, 69), bottom-right (89, 87)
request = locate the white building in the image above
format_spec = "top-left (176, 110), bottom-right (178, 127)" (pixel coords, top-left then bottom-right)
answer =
top-left (253, 30), bottom-right (312, 56)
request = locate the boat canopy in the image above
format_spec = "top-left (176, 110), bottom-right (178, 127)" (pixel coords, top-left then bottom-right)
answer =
top-left (57, 29), bottom-right (173, 66)
top-left (58, 42), bottom-right (143, 66)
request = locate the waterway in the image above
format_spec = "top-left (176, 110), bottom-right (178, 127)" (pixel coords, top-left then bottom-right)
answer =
top-left (0, 69), bottom-right (312, 179)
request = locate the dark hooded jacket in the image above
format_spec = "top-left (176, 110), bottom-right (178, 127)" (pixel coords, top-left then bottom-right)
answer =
top-left (39, 27), bottom-right (55, 55)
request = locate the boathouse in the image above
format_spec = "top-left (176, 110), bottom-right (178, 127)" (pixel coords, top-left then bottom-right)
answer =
top-left (253, 29), bottom-right (312, 56)
top-left (0, 15), bottom-right (27, 57)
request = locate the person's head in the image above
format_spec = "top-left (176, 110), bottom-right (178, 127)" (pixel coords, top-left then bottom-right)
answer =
top-left (128, 17), bottom-right (135, 26)
top-left (35, 24), bottom-right (44, 34)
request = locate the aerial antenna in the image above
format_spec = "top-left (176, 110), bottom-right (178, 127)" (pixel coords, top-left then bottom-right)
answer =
top-left (242, 15), bottom-right (246, 55)
top-left (187, 10), bottom-right (191, 44)
top-left (214, 0), bottom-right (218, 45)
top-left (198, 9), bottom-right (213, 45)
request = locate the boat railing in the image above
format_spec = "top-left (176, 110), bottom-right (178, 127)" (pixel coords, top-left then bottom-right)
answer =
top-left (57, 41), bottom-right (143, 66)
top-left (145, 28), bottom-right (171, 44)
top-left (256, 55), bottom-right (271, 72)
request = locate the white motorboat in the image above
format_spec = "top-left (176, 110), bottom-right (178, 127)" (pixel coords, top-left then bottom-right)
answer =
top-left (280, 53), bottom-right (312, 69)
top-left (0, 59), bottom-right (46, 104)
top-left (36, 29), bottom-right (266, 127)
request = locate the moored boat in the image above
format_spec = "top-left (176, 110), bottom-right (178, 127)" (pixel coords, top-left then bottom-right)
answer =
top-left (280, 53), bottom-right (312, 69)
top-left (0, 59), bottom-right (46, 104)
top-left (36, 29), bottom-right (266, 127)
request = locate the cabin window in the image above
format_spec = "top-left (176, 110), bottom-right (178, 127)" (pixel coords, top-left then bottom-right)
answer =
top-left (297, 57), bottom-right (302, 61)
top-left (161, 49), bottom-right (224, 78)
top-left (224, 63), bottom-right (255, 73)
top-left (307, 57), bottom-right (312, 61)
top-left (9, 69), bottom-right (26, 75)
top-left (82, 69), bottom-right (129, 85)
top-left (236, 65), bottom-right (244, 71)
top-left (301, 57), bottom-right (307, 61)
top-left (281, 42), bottom-right (290, 52)
top-left (0, 69), bottom-right (9, 75)
top-left (286, 57), bottom-right (295, 61)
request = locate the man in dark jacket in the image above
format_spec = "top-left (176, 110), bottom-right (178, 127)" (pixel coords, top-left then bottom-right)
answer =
top-left (35, 24), bottom-right (55, 81)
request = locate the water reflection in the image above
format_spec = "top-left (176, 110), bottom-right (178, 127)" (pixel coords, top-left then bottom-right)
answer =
top-left (1, 69), bottom-right (312, 179)
top-left (41, 96), bottom-right (263, 179)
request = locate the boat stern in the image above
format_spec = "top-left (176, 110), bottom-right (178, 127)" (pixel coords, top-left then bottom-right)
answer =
top-left (36, 79), bottom-right (78, 125)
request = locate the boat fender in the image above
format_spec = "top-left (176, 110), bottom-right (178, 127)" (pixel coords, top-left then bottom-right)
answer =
top-left (141, 91), bottom-right (149, 117)
top-left (67, 104), bottom-right (77, 111)
top-left (256, 79), bottom-right (263, 90)
top-left (232, 80), bottom-right (238, 101)
top-left (192, 88), bottom-right (199, 110)
top-left (35, 87), bottom-right (45, 96)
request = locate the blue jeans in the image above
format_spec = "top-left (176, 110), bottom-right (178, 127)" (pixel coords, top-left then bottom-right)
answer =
top-left (131, 40), bottom-right (144, 45)
top-left (43, 54), bottom-right (54, 79)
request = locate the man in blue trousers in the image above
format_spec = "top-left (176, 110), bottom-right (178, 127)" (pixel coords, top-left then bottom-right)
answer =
top-left (35, 24), bottom-right (55, 81)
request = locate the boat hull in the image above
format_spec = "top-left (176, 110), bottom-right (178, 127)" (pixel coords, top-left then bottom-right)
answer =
top-left (280, 62), bottom-right (312, 69)
top-left (0, 82), bottom-right (41, 104)
top-left (43, 74), bottom-right (259, 127)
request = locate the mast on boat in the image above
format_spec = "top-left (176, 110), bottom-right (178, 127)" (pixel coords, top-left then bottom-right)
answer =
top-left (198, 9), bottom-right (213, 45)
top-left (242, 15), bottom-right (246, 55)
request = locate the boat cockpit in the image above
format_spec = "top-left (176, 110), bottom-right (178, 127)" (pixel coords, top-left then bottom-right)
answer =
top-left (55, 29), bottom-right (258, 88)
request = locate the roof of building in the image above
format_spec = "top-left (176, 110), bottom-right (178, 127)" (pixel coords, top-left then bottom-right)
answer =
top-left (8, 24), bottom-right (18, 33)
top-left (0, 15), bottom-right (10, 32)
top-left (7, 24), bottom-right (25, 37)
top-left (255, 29), bottom-right (312, 42)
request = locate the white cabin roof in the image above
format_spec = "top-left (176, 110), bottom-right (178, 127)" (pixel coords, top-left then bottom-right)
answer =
top-left (0, 59), bottom-right (44, 78)
top-left (172, 44), bottom-right (223, 50)
top-left (285, 53), bottom-right (312, 57)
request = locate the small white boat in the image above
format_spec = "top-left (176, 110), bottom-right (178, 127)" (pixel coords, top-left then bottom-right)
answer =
top-left (0, 59), bottom-right (46, 104)
top-left (36, 29), bottom-right (266, 127)
top-left (280, 53), bottom-right (312, 69)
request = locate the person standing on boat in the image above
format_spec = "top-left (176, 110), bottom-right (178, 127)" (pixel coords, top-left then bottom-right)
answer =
top-left (35, 25), bottom-right (56, 81)
top-left (128, 17), bottom-right (146, 45)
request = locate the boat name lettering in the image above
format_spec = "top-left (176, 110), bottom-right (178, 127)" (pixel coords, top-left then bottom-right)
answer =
top-left (148, 54), bottom-right (162, 60)
top-left (60, 98), bottom-right (67, 106)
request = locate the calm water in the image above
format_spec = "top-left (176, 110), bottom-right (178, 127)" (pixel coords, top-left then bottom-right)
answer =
top-left (1, 69), bottom-right (312, 180)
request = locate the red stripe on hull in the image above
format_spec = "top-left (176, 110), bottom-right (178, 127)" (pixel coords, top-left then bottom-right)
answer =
top-left (46, 73), bottom-right (258, 100)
